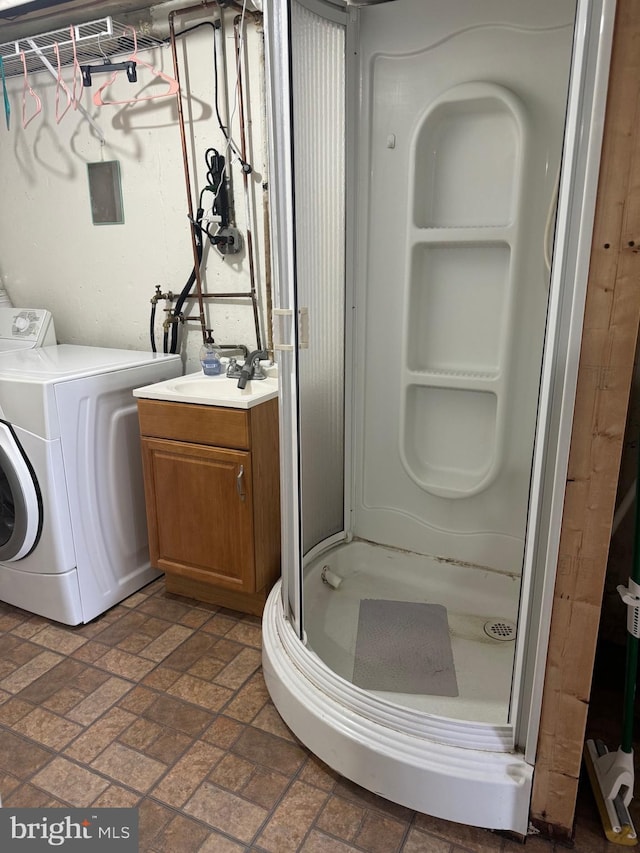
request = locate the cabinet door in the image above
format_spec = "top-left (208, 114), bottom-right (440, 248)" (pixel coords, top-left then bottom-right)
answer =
top-left (141, 437), bottom-right (255, 592)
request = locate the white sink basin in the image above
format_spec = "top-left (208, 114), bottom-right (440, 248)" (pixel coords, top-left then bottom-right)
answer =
top-left (133, 370), bottom-right (279, 409)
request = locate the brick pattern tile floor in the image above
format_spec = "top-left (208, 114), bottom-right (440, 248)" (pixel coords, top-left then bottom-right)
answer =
top-left (0, 580), bottom-right (612, 851)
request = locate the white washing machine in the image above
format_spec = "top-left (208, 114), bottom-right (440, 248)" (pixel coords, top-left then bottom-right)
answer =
top-left (0, 308), bottom-right (56, 351)
top-left (0, 345), bottom-right (182, 624)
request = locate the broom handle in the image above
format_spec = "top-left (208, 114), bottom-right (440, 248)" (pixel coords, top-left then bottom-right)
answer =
top-left (622, 635), bottom-right (638, 753)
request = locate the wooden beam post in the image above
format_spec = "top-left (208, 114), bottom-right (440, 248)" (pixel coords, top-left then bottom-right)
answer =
top-left (530, 0), bottom-right (640, 838)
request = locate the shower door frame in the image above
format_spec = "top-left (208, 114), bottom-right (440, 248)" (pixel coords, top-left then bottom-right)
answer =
top-left (265, 0), bottom-right (356, 641)
top-left (511, 0), bottom-right (616, 757)
top-left (264, 0), bottom-right (305, 637)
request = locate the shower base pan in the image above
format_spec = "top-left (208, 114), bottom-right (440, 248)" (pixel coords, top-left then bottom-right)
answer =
top-left (262, 580), bottom-right (533, 835)
top-left (303, 540), bottom-right (519, 724)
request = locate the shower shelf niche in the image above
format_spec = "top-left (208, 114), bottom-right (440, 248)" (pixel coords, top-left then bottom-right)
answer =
top-left (401, 81), bottom-right (527, 499)
top-left (414, 82), bottom-right (520, 228)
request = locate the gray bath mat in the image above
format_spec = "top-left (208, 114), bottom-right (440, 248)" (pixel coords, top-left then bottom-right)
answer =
top-left (352, 600), bottom-right (458, 696)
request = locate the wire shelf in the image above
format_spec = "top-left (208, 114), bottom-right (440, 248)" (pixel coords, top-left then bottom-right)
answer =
top-left (0, 17), bottom-right (166, 78)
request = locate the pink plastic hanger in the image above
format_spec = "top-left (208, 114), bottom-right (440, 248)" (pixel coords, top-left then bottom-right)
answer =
top-left (93, 26), bottom-right (179, 107)
top-left (53, 26), bottom-right (84, 123)
top-left (68, 25), bottom-right (84, 111)
top-left (54, 42), bottom-right (73, 123)
top-left (21, 51), bottom-right (42, 128)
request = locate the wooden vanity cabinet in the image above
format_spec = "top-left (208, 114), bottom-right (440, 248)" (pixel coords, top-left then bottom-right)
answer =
top-left (137, 397), bottom-right (281, 616)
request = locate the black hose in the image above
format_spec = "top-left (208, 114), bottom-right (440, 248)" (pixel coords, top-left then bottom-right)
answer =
top-left (150, 301), bottom-right (157, 352)
top-left (168, 230), bottom-right (203, 354)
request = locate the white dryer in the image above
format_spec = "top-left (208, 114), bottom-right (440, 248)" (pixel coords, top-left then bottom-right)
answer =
top-left (0, 345), bottom-right (181, 624)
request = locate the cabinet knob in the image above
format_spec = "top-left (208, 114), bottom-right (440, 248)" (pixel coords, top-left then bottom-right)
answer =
top-left (236, 465), bottom-right (246, 501)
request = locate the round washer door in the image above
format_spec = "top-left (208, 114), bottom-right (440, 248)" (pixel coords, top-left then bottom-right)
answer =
top-left (0, 421), bottom-right (41, 561)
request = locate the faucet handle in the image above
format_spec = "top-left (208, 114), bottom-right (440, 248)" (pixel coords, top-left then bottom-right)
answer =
top-left (249, 350), bottom-right (269, 377)
top-left (252, 359), bottom-right (267, 379)
top-left (236, 349), bottom-right (269, 388)
top-left (226, 357), bottom-right (240, 378)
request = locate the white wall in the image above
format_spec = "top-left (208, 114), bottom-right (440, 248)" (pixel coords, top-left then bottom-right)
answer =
top-left (0, 2), bottom-right (269, 372)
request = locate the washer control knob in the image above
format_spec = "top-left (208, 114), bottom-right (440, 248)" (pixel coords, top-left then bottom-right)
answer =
top-left (12, 311), bottom-right (36, 336)
top-left (14, 315), bottom-right (29, 331)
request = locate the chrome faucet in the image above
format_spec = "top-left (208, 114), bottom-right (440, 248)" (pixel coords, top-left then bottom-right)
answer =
top-left (236, 349), bottom-right (269, 389)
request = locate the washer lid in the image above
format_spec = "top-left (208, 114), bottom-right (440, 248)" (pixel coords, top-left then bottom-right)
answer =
top-left (0, 345), bottom-right (180, 381)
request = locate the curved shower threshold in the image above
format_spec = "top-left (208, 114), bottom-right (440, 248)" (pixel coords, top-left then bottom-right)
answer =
top-left (262, 582), bottom-right (533, 835)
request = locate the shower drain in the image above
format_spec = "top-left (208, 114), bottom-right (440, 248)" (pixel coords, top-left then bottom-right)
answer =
top-left (483, 619), bottom-right (517, 642)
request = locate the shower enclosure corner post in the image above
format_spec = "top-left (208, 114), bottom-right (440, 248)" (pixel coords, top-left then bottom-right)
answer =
top-left (512, 0), bottom-right (617, 764)
top-left (263, 0), bottom-right (303, 635)
top-left (343, 5), bottom-right (360, 542)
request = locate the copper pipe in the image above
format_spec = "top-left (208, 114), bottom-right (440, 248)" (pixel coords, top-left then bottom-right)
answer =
top-left (187, 292), bottom-right (259, 299)
top-left (169, 1), bottom-right (252, 21)
top-left (234, 13), bottom-right (262, 350)
top-left (169, 8), bottom-right (208, 344)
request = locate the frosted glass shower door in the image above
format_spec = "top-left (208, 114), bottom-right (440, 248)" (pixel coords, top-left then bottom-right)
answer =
top-left (264, 0), bottom-right (348, 635)
top-left (290, 0), bottom-right (347, 557)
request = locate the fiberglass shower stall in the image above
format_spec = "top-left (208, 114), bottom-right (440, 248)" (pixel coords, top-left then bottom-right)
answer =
top-left (262, 0), bottom-right (615, 834)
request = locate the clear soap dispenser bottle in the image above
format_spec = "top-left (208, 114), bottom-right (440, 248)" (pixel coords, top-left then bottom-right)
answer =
top-left (199, 331), bottom-right (222, 376)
